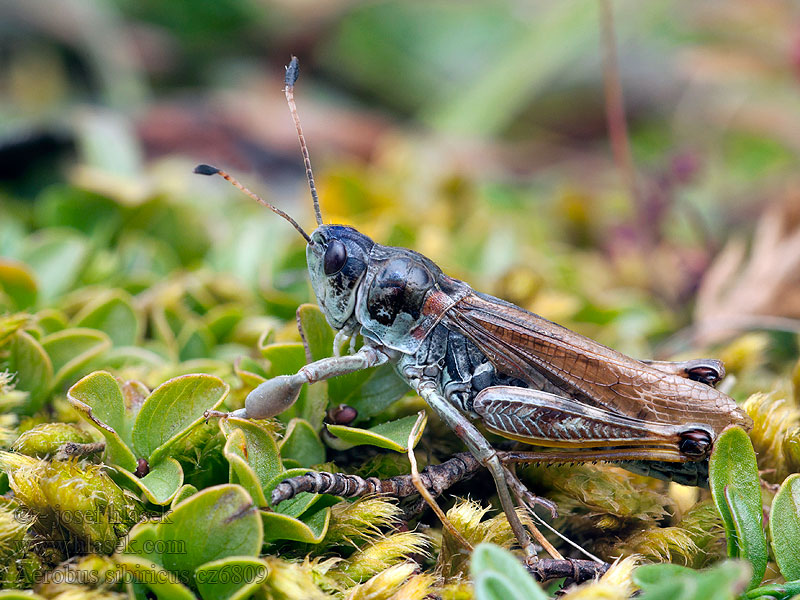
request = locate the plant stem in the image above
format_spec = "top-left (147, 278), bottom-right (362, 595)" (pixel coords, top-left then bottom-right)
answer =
top-left (599, 0), bottom-right (637, 202)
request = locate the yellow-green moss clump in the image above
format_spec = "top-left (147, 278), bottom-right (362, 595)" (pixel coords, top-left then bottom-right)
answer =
top-left (0, 452), bottom-right (141, 554)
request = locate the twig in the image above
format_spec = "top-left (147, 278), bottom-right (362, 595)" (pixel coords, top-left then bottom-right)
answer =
top-left (599, 0), bottom-right (637, 202)
top-left (55, 442), bottom-right (106, 460)
top-left (270, 451), bottom-right (481, 505)
top-left (527, 558), bottom-right (610, 583)
top-left (406, 412), bottom-right (473, 551)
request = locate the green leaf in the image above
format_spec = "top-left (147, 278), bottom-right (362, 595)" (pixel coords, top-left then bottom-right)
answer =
top-left (41, 328), bottom-right (112, 389)
top-left (157, 484), bottom-right (262, 585)
top-left (709, 427), bottom-right (767, 589)
top-left (634, 560), bottom-right (751, 600)
top-left (35, 184), bottom-right (121, 238)
top-left (220, 431), bottom-right (335, 544)
top-left (296, 304), bottom-right (408, 422)
top-left (195, 557), bottom-right (269, 600)
top-left (132, 374), bottom-right (229, 464)
top-left (205, 304), bottom-right (245, 343)
top-left (260, 342), bottom-right (307, 374)
top-left (260, 502), bottom-right (331, 544)
top-left (234, 356), bottom-right (269, 384)
top-left (171, 484), bottom-right (198, 510)
top-left (280, 419), bottom-right (326, 468)
top-left (36, 308), bottom-right (68, 335)
top-left (6, 330), bottom-right (53, 414)
top-left (116, 458), bottom-right (184, 505)
top-left (743, 580), bottom-right (800, 599)
top-left (725, 487), bottom-right (769, 590)
top-left (218, 417), bottom-right (284, 496)
top-left (73, 290), bottom-right (141, 346)
top-left (121, 521), bottom-right (162, 564)
top-left (115, 555), bottom-right (195, 600)
top-left (20, 229), bottom-right (89, 303)
top-left (0, 259), bottom-right (37, 309)
top-left (216, 416), bottom-right (333, 543)
top-left (326, 412), bottom-right (427, 452)
top-left (177, 320), bottom-right (215, 361)
top-left (769, 473), bottom-right (800, 581)
top-left (150, 305), bottom-right (179, 356)
top-left (296, 304), bottom-right (334, 362)
top-left (222, 429), bottom-right (268, 506)
top-left (67, 371), bottom-right (138, 471)
top-left (100, 346), bottom-right (164, 370)
top-left (343, 363), bottom-right (410, 422)
top-left (470, 543), bottom-right (547, 600)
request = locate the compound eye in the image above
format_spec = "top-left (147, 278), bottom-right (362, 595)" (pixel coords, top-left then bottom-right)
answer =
top-left (323, 239), bottom-right (347, 276)
top-left (678, 429), bottom-right (713, 458)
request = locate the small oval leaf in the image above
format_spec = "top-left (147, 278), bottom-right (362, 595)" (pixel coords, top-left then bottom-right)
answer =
top-left (326, 412), bottom-right (427, 452)
top-left (218, 417), bottom-right (284, 492)
top-left (121, 521), bottom-right (161, 563)
top-left (0, 259), bottom-right (37, 310)
top-left (171, 484), bottom-right (198, 510)
top-left (132, 374), bottom-right (229, 463)
top-left (41, 328), bottom-right (112, 389)
top-left (115, 555), bottom-right (195, 600)
top-left (709, 426), bottom-right (767, 589)
top-left (73, 290), bottom-right (141, 347)
top-left (634, 560), bottom-right (751, 600)
top-left (116, 458), bottom-right (184, 505)
top-left (769, 473), bottom-right (800, 581)
top-left (470, 543), bottom-right (548, 600)
top-left (222, 429), bottom-right (268, 506)
top-left (260, 504), bottom-right (331, 544)
top-left (67, 371), bottom-right (137, 471)
top-left (7, 329), bottom-right (53, 414)
top-left (20, 229), bottom-right (89, 303)
top-left (279, 419), bottom-right (326, 468)
top-left (195, 556), bottom-right (269, 600)
top-left (157, 484), bottom-right (262, 583)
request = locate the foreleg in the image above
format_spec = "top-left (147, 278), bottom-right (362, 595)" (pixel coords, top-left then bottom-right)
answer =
top-left (211, 345), bottom-right (389, 419)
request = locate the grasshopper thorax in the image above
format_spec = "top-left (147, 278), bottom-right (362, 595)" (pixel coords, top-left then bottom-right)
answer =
top-left (307, 225), bottom-right (374, 330)
top-left (308, 224), bottom-right (469, 354)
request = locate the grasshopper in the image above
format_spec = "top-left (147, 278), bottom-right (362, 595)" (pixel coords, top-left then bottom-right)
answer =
top-left (197, 57), bottom-right (752, 560)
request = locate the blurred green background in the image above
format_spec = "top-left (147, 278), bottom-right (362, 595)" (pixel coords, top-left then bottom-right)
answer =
top-left (2, 0), bottom-right (799, 362)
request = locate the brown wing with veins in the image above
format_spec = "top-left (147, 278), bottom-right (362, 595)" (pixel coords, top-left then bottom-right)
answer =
top-left (442, 292), bottom-right (751, 436)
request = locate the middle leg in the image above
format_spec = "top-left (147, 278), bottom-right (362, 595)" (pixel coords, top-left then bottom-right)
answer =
top-left (415, 380), bottom-right (540, 559)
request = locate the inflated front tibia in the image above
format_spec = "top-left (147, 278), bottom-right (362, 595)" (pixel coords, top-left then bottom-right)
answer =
top-left (244, 375), bottom-right (303, 418)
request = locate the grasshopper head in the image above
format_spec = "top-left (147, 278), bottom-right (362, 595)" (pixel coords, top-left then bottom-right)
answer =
top-left (308, 225), bottom-right (374, 329)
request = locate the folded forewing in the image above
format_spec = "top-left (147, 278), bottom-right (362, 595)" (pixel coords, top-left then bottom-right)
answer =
top-left (443, 293), bottom-right (750, 435)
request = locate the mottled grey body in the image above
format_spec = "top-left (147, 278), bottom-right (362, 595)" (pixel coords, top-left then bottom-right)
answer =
top-left (397, 322), bottom-right (524, 415)
top-left (233, 223), bottom-right (743, 560)
top-left (396, 317), bottom-right (709, 487)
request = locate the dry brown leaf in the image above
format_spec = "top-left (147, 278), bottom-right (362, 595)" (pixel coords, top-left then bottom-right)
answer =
top-left (693, 196), bottom-right (800, 344)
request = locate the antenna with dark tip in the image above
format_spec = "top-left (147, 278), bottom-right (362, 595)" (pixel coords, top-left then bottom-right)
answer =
top-left (193, 164), bottom-right (312, 244)
top-left (284, 56), bottom-right (324, 226)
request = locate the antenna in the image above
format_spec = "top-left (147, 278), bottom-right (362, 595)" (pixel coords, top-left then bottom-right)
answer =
top-left (193, 164), bottom-right (312, 244)
top-left (284, 56), bottom-right (324, 226)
